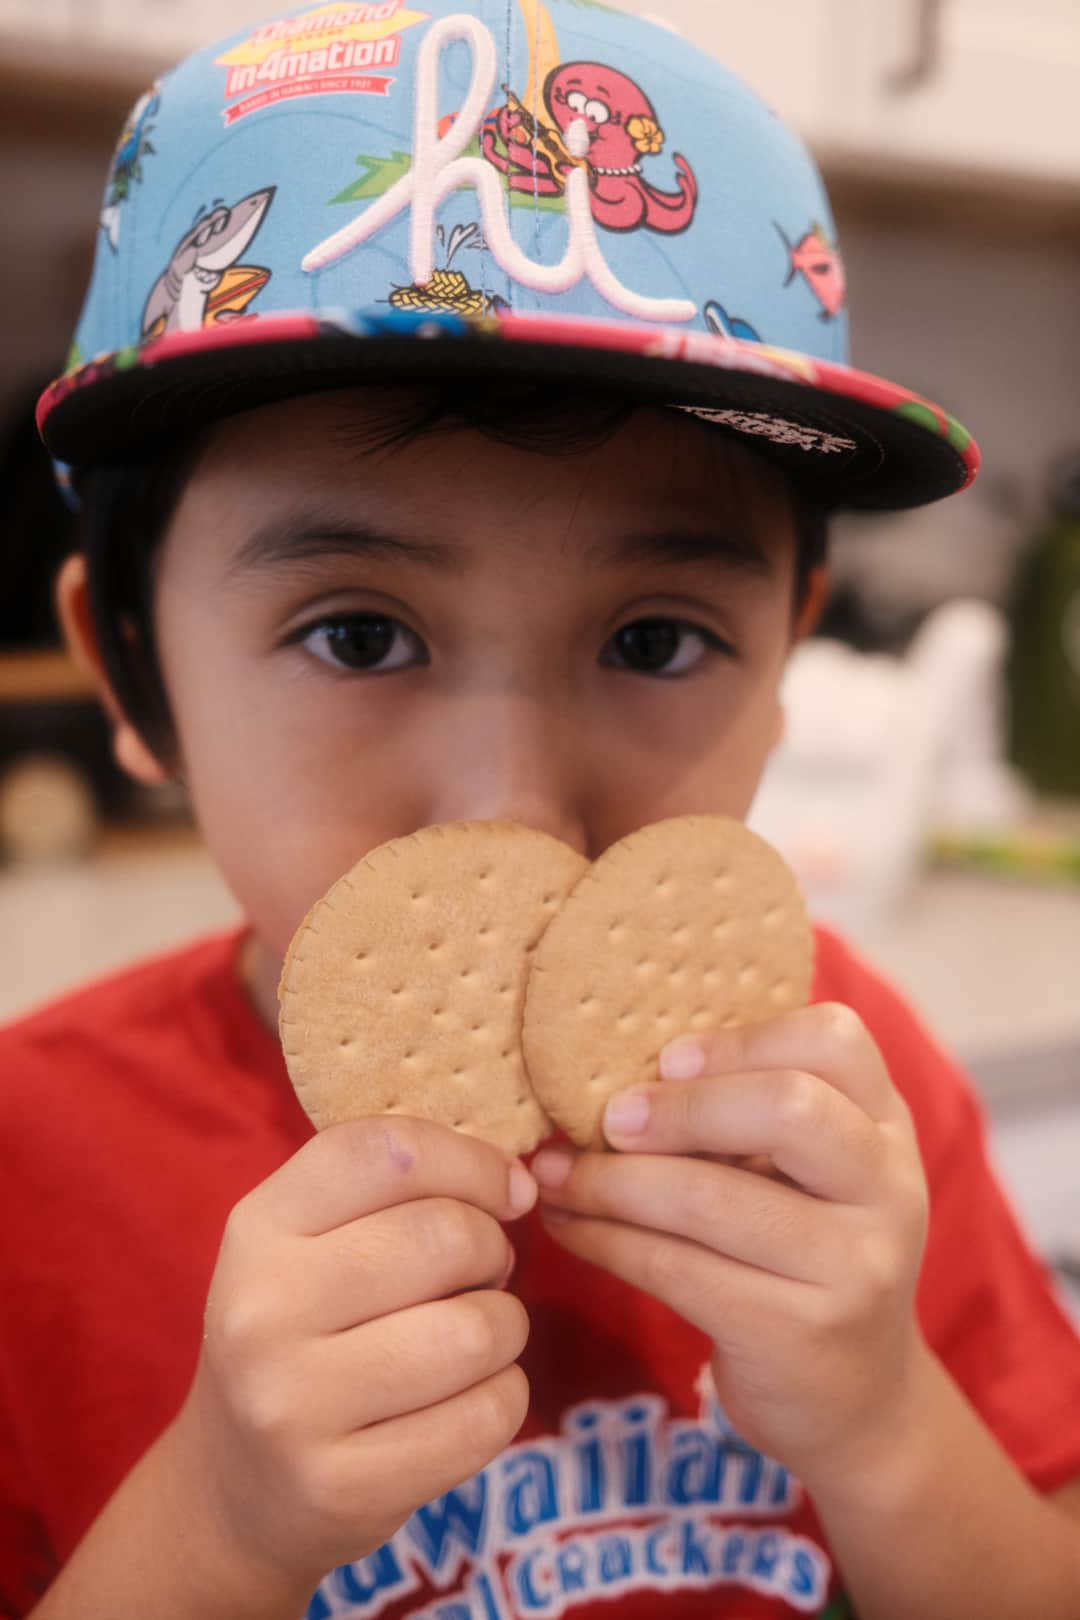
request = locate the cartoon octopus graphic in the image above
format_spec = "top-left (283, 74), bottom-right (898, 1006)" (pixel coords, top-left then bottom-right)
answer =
top-left (482, 61), bottom-right (699, 236)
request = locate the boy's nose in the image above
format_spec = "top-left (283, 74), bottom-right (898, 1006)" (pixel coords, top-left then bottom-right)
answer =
top-left (424, 702), bottom-right (591, 859)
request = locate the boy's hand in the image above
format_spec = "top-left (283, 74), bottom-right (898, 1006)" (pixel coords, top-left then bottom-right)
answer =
top-left (173, 1119), bottom-right (537, 1597)
top-left (532, 1003), bottom-right (931, 1492)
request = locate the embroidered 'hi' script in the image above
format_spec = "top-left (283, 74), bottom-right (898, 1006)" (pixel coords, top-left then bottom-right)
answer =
top-left (302, 13), bottom-right (697, 324)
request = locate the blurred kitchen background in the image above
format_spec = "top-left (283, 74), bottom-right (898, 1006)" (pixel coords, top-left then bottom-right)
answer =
top-left (0, 0), bottom-right (1078, 1310)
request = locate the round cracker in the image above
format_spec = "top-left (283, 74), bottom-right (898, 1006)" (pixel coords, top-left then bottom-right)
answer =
top-left (279, 821), bottom-right (587, 1155)
top-left (521, 816), bottom-right (813, 1149)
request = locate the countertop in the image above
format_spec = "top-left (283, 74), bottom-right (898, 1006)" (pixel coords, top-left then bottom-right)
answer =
top-left (2, 828), bottom-right (1077, 1101)
top-left (2, 829), bottom-right (1078, 1315)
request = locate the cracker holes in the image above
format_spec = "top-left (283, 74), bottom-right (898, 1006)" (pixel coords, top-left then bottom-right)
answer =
top-left (391, 985), bottom-right (406, 999)
top-left (738, 965), bottom-right (760, 990)
top-left (608, 920), bottom-right (626, 943)
top-left (668, 969), bottom-right (687, 990)
top-left (542, 892), bottom-right (559, 908)
top-left (355, 950), bottom-right (371, 964)
top-left (460, 968), bottom-right (475, 983)
top-left (579, 994), bottom-right (596, 1012)
top-left (712, 922), bottom-right (732, 942)
top-left (671, 926), bottom-right (691, 948)
top-left (427, 939), bottom-right (445, 955)
top-left (713, 871), bottom-right (733, 893)
top-left (764, 906), bottom-right (784, 928)
top-left (588, 1073), bottom-right (609, 1089)
top-left (635, 958), bottom-right (657, 978)
top-left (617, 1011), bottom-right (636, 1031)
top-left (498, 983), bottom-right (513, 998)
top-left (770, 981), bottom-right (792, 1003)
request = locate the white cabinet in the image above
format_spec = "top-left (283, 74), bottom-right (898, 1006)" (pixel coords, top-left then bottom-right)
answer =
top-left (988, 1095), bottom-right (1080, 1329)
top-left (1, 0), bottom-right (1078, 190)
top-left (619, 0), bottom-right (1080, 189)
top-left (832, 0), bottom-right (1080, 186)
top-left (615, 0), bottom-right (840, 150)
top-left (91, 0), bottom-right (281, 59)
top-left (0, 0), bottom-right (279, 70)
top-left (0, 0), bottom-right (77, 43)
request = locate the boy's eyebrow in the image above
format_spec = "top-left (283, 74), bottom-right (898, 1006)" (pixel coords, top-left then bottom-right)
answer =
top-left (227, 512), bottom-right (464, 577)
top-left (590, 530), bottom-right (773, 577)
top-left (228, 511), bottom-right (772, 580)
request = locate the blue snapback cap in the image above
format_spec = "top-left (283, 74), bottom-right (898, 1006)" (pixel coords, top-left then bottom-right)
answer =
top-left (37, 0), bottom-right (979, 510)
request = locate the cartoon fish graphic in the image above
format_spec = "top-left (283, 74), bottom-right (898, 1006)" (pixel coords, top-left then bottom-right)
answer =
top-left (703, 302), bottom-right (761, 342)
top-left (203, 263), bottom-right (272, 323)
top-left (776, 221), bottom-right (847, 321)
top-left (142, 187), bottom-right (275, 338)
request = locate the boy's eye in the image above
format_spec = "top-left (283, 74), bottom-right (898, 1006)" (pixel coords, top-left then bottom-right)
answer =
top-left (299, 614), bottom-right (424, 673)
top-left (607, 618), bottom-right (732, 677)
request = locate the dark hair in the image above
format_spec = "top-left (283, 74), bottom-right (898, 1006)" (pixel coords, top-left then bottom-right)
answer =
top-left (78, 385), bottom-right (829, 766)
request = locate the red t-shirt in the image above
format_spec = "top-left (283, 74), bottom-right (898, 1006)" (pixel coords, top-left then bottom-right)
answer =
top-left (2, 925), bottom-right (1080, 1619)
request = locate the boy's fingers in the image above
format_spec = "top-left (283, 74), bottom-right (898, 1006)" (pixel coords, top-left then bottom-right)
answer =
top-left (541, 1212), bottom-right (798, 1346)
top-left (342, 1363), bottom-right (532, 1519)
top-left (603, 1068), bottom-right (885, 1203)
top-left (307, 1291), bottom-right (531, 1433)
top-left (536, 1148), bottom-right (837, 1282)
top-left (660, 1003), bottom-right (898, 1124)
top-left (300, 1198), bottom-right (517, 1334)
top-left (242, 1116), bottom-right (538, 1238)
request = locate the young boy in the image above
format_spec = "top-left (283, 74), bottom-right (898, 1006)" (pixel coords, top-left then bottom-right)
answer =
top-left (6, 3), bottom-right (1080, 1617)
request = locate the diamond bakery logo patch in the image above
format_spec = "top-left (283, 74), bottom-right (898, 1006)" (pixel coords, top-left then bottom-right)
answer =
top-left (215, 2), bottom-right (429, 126)
top-left (304, 1375), bottom-right (832, 1617)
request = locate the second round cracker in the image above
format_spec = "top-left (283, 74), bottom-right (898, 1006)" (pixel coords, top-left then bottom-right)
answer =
top-left (280, 821), bottom-right (587, 1156)
top-left (522, 815), bottom-right (813, 1149)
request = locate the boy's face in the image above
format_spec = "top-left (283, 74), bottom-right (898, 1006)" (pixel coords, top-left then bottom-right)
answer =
top-left (142, 389), bottom-right (813, 1018)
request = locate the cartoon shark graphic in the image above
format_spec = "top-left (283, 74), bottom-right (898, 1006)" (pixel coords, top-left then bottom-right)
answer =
top-left (776, 221), bottom-right (847, 321)
top-left (142, 187), bottom-right (276, 338)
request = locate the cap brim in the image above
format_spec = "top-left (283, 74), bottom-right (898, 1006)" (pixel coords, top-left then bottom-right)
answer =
top-left (37, 310), bottom-right (978, 512)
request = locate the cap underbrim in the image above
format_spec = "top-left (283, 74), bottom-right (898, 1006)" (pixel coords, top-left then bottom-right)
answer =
top-left (37, 310), bottom-right (979, 512)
